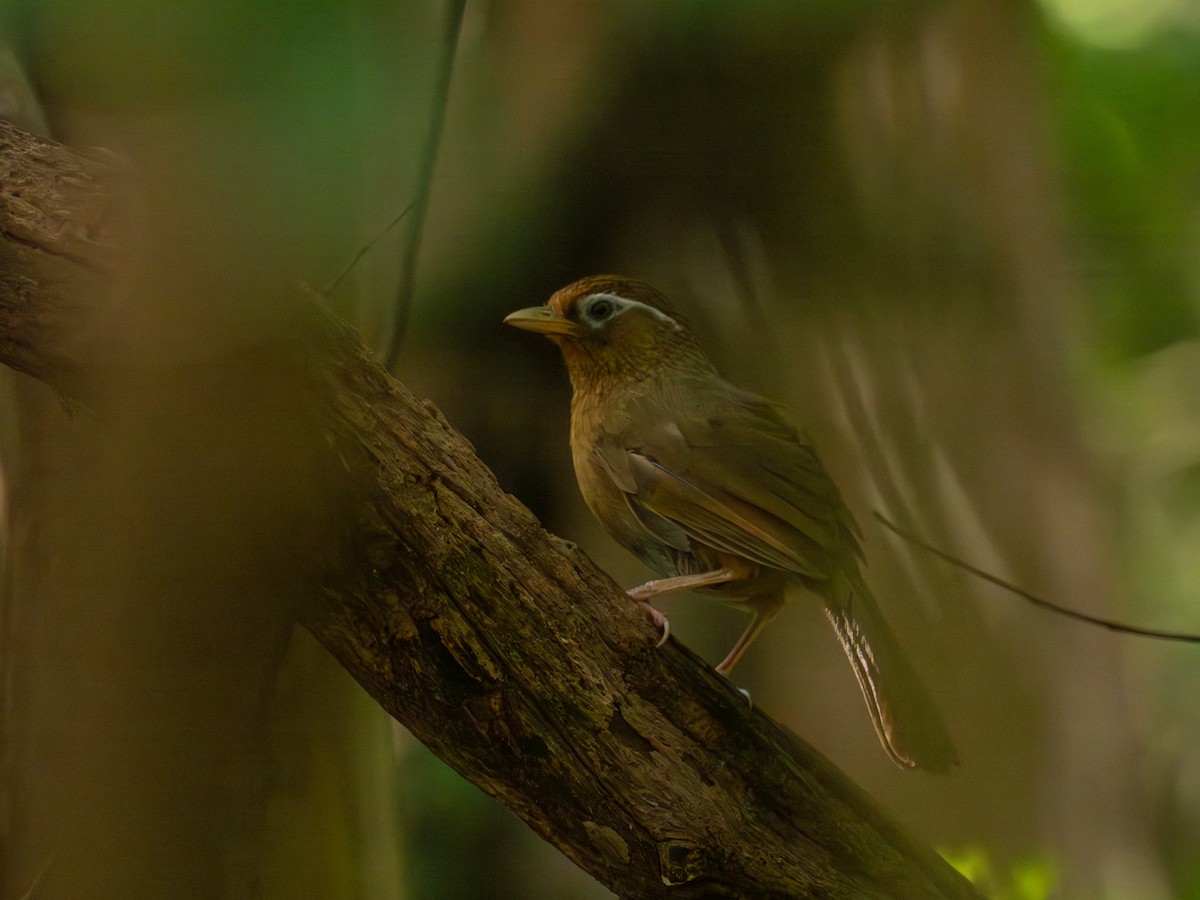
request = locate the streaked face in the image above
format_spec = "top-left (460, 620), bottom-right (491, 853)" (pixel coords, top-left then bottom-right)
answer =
top-left (505, 276), bottom-right (684, 342)
top-left (505, 276), bottom-right (705, 385)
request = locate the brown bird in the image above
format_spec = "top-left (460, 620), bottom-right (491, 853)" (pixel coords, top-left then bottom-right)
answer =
top-left (505, 275), bottom-right (957, 770)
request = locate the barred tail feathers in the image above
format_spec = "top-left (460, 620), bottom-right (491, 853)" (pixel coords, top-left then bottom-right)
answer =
top-left (823, 569), bottom-right (958, 771)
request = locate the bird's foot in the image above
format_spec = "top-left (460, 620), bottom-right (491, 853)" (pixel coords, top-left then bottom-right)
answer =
top-left (714, 662), bottom-right (753, 707)
top-left (635, 598), bottom-right (670, 648)
top-left (628, 580), bottom-right (656, 602)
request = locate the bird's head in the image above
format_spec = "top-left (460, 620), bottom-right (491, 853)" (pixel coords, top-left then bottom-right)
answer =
top-left (504, 276), bottom-right (711, 388)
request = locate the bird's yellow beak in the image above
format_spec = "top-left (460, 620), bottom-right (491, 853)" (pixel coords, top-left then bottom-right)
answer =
top-left (503, 305), bottom-right (580, 337)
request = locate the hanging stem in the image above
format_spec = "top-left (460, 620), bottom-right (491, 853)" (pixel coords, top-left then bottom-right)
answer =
top-left (875, 511), bottom-right (1200, 644)
top-left (383, 0), bottom-right (468, 370)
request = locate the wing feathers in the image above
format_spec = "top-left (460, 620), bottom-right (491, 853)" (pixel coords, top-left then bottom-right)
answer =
top-left (624, 451), bottom-right (830, 578)
top-left (593, 381), bottom-right (859, 579)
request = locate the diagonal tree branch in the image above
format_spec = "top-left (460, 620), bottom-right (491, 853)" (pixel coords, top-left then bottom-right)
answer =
top-left (0, 119), bottom-right (979, 899)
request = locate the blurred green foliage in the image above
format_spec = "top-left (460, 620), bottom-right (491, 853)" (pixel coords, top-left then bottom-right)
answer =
top-left (944, 845), bottom-right (1059, 900)
top-left (1052, 33), bottom-right (1200, 361)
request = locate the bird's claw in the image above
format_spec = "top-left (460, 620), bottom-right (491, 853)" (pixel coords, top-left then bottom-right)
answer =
top-left (637, 600), bottom-right (670, 648)
top-left (715, 664), bottom-right (753, 706)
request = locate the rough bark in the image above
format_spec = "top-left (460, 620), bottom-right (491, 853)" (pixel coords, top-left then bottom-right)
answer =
top-left (0, 119), bottom-right (979, 899)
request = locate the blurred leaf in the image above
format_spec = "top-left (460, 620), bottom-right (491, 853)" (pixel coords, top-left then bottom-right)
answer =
top-left (943, 846), bottom-right (1059, 900)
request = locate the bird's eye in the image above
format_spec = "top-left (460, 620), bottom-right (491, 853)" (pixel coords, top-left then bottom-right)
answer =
top-left (584, 296), bottom-right (617, 323)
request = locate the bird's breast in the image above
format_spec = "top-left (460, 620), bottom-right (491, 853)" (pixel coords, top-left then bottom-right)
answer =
top-left (571, 436), bottom-right (673, 573)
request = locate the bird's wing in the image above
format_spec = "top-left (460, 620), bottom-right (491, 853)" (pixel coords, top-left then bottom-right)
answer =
top-left (591, 441), bottom-right (692, 553)
top-left (597, 381), bottom-right (860, 580)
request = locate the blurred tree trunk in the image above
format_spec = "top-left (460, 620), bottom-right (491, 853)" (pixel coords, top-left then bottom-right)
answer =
top-left (0, 118), bottom-right (348, 898)
top-left (0, 119), bottom-right (980, 899)
top-left (0, 3), bottom-right (437, 897)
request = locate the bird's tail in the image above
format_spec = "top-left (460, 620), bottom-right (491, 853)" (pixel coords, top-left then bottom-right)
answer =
top-left (824, 569), bottom-right (958, 771)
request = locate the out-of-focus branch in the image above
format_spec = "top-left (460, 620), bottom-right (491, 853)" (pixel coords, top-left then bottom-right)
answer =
top-left (0, 119), bottom-right (980, 899)
top-left (875, 512), bottom-right (1200, 644)
top-left (0, 122), bottom-right (116, 395)
top-left (382, 0), bottom-right (467, 370)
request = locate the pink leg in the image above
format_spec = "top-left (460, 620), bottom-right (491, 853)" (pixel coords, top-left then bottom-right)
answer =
top-left (715, 598), bottom-right (784, 675)
top-left (628, 567), bottom-right (739, 601)
top-left (628, 568), bottom-right (741, 649)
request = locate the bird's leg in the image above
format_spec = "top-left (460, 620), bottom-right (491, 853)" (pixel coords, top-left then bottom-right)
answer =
top-left (628, 567), bottom-right (740, 649)
top-left (714, 614), bottom-right (774, 675)
top-left (715, 594), bottom-right (785, 676)
top-left (628, 567), bottom-right (740, 601)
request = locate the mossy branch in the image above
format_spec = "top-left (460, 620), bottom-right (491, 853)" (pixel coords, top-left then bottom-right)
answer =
top-left (0, 119), bottom-right (979, 899)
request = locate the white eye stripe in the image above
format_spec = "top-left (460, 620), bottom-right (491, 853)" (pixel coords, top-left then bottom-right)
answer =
top-left (586, 293), bottom-right (682, 332)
